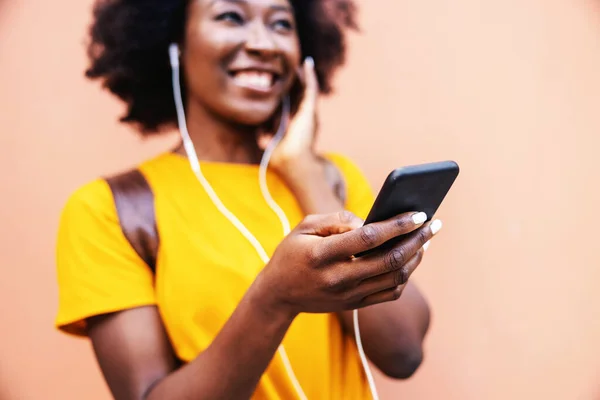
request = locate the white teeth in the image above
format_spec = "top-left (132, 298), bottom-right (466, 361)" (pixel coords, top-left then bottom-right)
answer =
top-left (233, 71), bottom-right (273, 90)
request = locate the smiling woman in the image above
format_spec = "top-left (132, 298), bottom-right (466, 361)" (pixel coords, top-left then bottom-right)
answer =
top-left (55, 0), bottom-right (432, 399)
top-left (86, 0), bottom-right (356, 133)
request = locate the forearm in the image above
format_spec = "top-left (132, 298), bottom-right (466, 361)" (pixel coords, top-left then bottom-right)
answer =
top-left (280, 155), bottom-right (343, 214)
top-left (147, 280), bottom-right (296, 400)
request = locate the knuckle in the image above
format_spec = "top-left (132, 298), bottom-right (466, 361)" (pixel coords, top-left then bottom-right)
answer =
top-left (322, 271), bottom-right (347, 294)
top-left (407, 249), bottom-right (424, 270)
top-left (414, 248), bottom-right (424, 264)
top-left (297, 217), bottom-right (310, 230)
top-left (302, 214), bottom-right (319, 226)
top-left (395, 215), bottom-right (413, 232)
top-left (397, 266), bottom-right (410, 285)
top-left (306, 245), bottom-right (324, 266)
top-left (387, 248), bottom-right (407, 272)
top-left (392, 286), bottom-right (404, 300)
top-left (417, 228), bottom-right (430, 246)
top-left (394, 216), bottom-right (409, 231)
top-left (338, 210), bottom-right (356, 224)
top-left (386, 249), bottom-right (404, 271)
top-left (340, 288), bottom-right (357, 303)
top-left (359, 225), bottom-right (379, 247)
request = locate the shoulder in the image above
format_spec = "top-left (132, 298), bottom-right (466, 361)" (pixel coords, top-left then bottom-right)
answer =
top-left (62, 152), bottom-right (174, 215)
top-left (61, 178), bottom-right (115, 224)
top-left (137, 152), bottom-right (186, 188)
top-left (56, 177), bottom-right (157, 337)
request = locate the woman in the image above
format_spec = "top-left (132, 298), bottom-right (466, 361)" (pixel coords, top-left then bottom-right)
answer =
top-left (55, 0), bottom-right (439, 399)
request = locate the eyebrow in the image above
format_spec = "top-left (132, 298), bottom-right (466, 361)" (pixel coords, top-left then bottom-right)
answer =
top-left (210, 0), bottom-right (292, 13)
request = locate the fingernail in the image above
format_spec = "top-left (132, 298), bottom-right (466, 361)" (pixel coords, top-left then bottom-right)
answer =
top-left (412, 212), bottom-right (427, 225)
top-left (430, 219), bottom-right (443, 235)
top-left (423, 241), bottom-right (431, 251)
top-left (305, 56), bottom-right (314, 68)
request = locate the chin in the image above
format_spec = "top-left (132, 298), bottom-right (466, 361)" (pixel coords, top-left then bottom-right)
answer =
top-left (222, 99), bottom-right (282, 127)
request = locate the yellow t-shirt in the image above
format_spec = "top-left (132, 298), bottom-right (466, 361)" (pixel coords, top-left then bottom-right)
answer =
top-left (55, 152), bottom-right (375, 400)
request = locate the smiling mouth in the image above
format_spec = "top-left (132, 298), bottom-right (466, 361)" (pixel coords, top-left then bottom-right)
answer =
top-left (230, 70), bottom-right (280, 92)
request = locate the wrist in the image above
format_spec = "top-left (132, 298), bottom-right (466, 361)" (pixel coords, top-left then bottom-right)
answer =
top-left (275, 153), bottom-right (325, 190)
top-left (247, 273), bottom-right (299, 324)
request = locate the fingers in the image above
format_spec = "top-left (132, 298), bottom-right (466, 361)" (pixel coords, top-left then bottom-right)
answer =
top-left (338, 219), bottom-right (440, 285)
top-left (359, 285), bottom-right (405, 308)
top-left (352, 242), bottom-right (433, 307)
top-left (354, 248), bottom-right (424, 296)
top-left (296, 57), bottom-right (319, 116)
top-left (298, 211), bottom-right (364, 237)
top-left (324, 211), bottom-right (432, 259)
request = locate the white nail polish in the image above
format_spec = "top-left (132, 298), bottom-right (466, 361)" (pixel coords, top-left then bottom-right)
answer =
top-left (412, 212), bottom-right (427, 225)
top-left (430, 219), bottom-right (443, 235)
top-left (423, 241), bottom-right (431, 251)
top-left (306, 56), bottom-right (315, 68)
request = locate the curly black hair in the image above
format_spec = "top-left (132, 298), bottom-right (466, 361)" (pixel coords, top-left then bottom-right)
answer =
top-left (85, 0), bottom-right (358, 135)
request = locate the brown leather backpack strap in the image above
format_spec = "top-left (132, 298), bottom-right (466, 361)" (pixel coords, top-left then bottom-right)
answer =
top-left (105, 169), bottom-right (159, 274)
top-left (104, 160), bottom-right (339, 275)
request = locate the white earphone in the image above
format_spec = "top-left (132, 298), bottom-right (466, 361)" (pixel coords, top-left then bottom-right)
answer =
top-left (168, 43), bottom-right (379, 400)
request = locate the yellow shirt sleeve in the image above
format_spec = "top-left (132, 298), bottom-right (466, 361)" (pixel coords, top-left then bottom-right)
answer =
top-left (325, 153), bottom-right (376, 220)
top-left (55, 179), bottom-right (156, 337)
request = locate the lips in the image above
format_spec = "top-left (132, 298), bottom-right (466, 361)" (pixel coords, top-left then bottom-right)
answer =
top-left (229, 69), bottom-right (281, 93)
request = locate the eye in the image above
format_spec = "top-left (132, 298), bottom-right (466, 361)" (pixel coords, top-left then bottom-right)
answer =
top-left (272, 18), bottom-right (294, 32)
top-left (216, 11), bottom-right (245, 25)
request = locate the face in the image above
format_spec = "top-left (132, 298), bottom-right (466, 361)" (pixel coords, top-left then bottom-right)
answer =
top-left (183, 0), bottom-right (301, 126)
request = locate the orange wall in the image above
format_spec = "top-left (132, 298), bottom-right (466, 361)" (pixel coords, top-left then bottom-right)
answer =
top-left (1, 0), bottom-right (600, 399)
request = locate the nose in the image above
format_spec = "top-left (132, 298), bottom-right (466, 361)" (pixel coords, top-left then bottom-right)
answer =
top-left (244, 20), bottom-right (278, 57)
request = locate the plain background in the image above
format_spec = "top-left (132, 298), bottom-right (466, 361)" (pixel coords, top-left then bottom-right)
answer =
top-left (1, 0), bottom-right (600, 399)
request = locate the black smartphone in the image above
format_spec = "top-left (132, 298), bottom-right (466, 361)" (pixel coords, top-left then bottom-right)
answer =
top-left (355, 160), bottom-right (460, 257)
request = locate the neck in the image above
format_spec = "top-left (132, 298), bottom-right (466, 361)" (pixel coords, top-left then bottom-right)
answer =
top-left (175, 100), bottom-right (263, 165)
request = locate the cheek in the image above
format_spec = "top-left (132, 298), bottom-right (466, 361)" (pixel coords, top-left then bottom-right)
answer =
top-left (287, 36), bottom-right (302, 69)
top-left (183, 53), bottom-right (220, 103)
top-left (183, 28), bottom-right (229, 94)
top-left (280, 40), bottom-right (302, 89)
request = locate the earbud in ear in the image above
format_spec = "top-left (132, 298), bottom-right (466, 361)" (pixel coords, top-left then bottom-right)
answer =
top-left (168, 43), bottom-right (180, 69)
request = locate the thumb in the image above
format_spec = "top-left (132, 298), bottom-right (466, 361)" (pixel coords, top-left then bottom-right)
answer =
top-left (297, 56), bottom-right (319, 115)
top-left (300, 211), bottom-right (364, 237)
